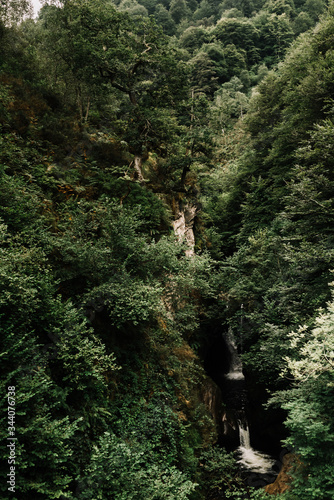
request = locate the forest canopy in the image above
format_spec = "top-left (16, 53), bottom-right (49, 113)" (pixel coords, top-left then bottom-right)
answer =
top-left (1, 0), bottom-right (334, 498)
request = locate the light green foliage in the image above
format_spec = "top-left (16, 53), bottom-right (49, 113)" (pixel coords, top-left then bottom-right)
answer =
top-left (118, 0), bottom-right (149, 17)
top-left (270, 293), bottom-right (334, 498)
top-left (283, 297), bottom-right (334, 381)
top-left (263, 0), bottom-right (296, 18)
top-left (191, 40), bottom-right (249, 88)
top-left (211, 76), bottom-right (249, 130)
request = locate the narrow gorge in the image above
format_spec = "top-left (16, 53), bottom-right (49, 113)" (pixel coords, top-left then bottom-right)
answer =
top-left (204, 327), bottom-right (284, 487)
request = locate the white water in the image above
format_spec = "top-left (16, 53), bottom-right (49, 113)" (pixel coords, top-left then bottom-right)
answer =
top-left (224, 329), bottom-right (245, 380)
top-left (223, 329), bottom-right (275, 474)
top-left (225, 371), bottom-right (245, 380)
top-left (239, 420), bottom-right (251, 448)
top-left (237, 420), bottom-right (275, 474)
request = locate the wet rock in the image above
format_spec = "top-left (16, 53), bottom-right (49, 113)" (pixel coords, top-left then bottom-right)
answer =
top-left (265, 453), bottom-right (300, 495)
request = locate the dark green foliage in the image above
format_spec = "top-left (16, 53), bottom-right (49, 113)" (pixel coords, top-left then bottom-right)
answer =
top-left (170, 0), bottom-right (191, 23)
top-left (179, 26), bottom-right (210, 52)
top-left (198, 6), bottom-right (334, 498)
top-left (292, 10), bottom-right (313, 34)
top-left (0, 50), bottom-right (219, 496)
top-left (0, 223), bottom-right (118, 498)
top-left (189, 51), bottom-right (219, 94)
top-left (2, 0), bottom-right (334, 498)
top-left (154, 3), bottom-right (177, 34)
top-left (213, 17), bottom-right (260, 65)
top-left (253, 11), bottom-right (294, 65)
top-left (77, 431), bottom-right (197, 499)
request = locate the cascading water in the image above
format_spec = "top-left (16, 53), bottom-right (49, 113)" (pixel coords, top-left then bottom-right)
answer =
top-left (238, 419), bottom-right (251, 449)
top-left (237, 417), bottom-right (275, 474)
top-left (224, 329), bottom-right (244, 381)
top-left (223, 329), bottom-right (275, 474)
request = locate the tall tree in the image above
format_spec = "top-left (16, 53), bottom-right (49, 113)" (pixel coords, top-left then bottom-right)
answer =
top-left (39, 0), bottom-right (189, 174)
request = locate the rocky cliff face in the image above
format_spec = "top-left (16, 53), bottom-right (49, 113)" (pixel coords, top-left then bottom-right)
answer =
top-left (201, 377), bottom-right (241, 447)
top-left (265, 453), bottom-right (302, 495)
top-left (172, 201), bottom-right (198, 256)
top-left (202, 377), bottom-right (223, 428)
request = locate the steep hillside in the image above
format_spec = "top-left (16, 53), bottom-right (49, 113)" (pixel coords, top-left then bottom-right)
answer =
top-left (1, 0), bottom-right (334, 499)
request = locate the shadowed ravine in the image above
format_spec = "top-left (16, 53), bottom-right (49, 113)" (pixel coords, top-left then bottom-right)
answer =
top-left (223, 329), bottom-right (276, 474)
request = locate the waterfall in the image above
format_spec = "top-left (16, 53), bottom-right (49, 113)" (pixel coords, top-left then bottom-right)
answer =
top-left (223, 329), bottom-right (244, 380)
top-left (238, 419), bottom-right (251, 449)
top-left (237, 418), bottom-right (275, 474)
top-left (223, 329), bottom-right (275, 474)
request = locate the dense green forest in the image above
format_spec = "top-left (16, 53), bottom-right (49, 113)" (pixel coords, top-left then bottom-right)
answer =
top-left (1, 0), bottom-right (334, 498)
